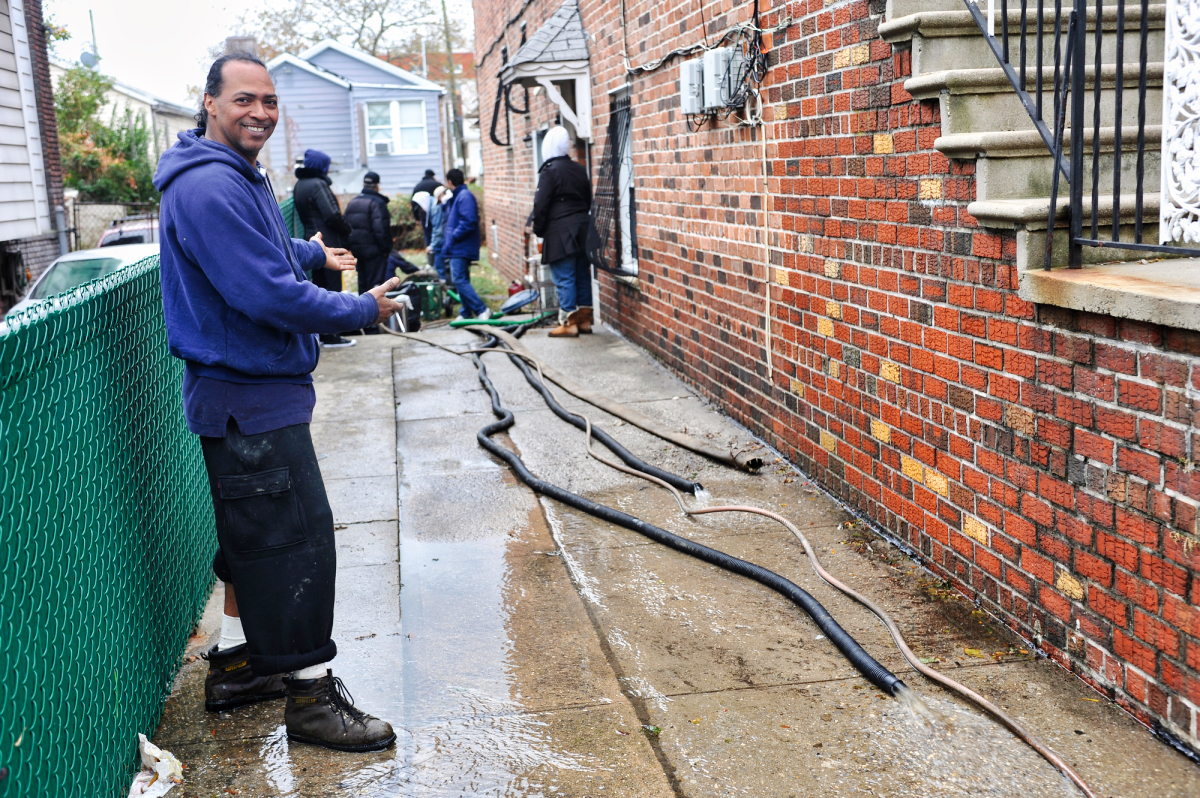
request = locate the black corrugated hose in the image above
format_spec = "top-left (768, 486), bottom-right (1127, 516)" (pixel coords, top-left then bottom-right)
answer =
top-left (469, 349), bottom-right (909, 698)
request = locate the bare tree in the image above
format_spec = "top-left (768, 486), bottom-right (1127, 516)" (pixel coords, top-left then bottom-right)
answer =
top-left (237, 0), bottom-right (436, 58)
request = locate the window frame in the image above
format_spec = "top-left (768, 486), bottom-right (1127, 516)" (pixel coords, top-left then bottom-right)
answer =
top-left (365, 98), bottom-right (429, 157)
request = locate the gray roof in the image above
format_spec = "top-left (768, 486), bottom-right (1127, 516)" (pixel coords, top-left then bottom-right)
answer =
top-left (507, 1), bottom-right (589, 70)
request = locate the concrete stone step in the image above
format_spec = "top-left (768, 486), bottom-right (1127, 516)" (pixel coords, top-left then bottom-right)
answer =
top-left (887, 0), bottom-right (965, 20)
top-left (907, 63), bottom-right (1164, 136)
top-left (880, 5), bottom-right (1165, 78)
top-left (971, 192), bottom-right (1171, 269)
top-left (938, 125), bottom-right (1161, 201)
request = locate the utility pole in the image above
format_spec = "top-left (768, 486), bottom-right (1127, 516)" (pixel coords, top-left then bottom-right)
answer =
top-left (439, 0), bottom-right (465, 169)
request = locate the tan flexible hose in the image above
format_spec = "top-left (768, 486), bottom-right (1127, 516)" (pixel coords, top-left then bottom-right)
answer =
top-left (382, 326), bottom-right (1096, 797)
top-left (488, 329), bottom-right (765, 470)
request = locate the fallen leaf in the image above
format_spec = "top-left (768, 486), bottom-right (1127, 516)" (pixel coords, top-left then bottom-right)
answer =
top-left (963, 648), bottom-right (984, 658)
top-left (616, 729), bottom-right (629, 736)
top-left (1082, 697), bottom-right (1100, 702)
top-left (780, 724), bottom-right (791, 729)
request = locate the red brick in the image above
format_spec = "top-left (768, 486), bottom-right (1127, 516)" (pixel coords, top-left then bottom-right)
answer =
top-left (1114, 628), bottom-right (1157, 673)
top-left (1074, 428), bottom-right (1114, 464)
top-left (1118, 379), bottom-right (1163, 413)
top-left (1097, 531), bottom-right (1139, 571)
top-left (1075, 550), bottom-right (1113, 586)
top-left (1095, 343), bottom-right (1138, 374)
top-left (1141, 553), bottom-right (1190, 597)
top-left (1023, 549), bottom-right (1054, 583)
top-left (1115, 570), bottom-right (1159, 613)
top-left (1115, 509), bottom-right (1160, 547)
top-left (1096, 406), bottom-right (1138, 440)
top-left (1117, 446), bottom-right (1162, 484)
top-left (1134, 610), bottom-right (1180, 657)
top-left (1138, 420), bottom-right (1187, 459)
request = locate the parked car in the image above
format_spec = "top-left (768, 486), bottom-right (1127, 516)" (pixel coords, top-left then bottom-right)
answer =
top-left (3, 244), bottom-right (159, 321)
top-left (97, 214), bottom-right (159, 247)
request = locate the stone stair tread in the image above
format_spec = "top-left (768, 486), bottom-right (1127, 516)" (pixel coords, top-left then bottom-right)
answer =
top-left (970, 192), bottom-right (1161, 229)
top-left (938, 125), bottom-right (1163, 158)
top-left (906, 62), bottom-right (1164, 99)
top-left (881, 4), bottom-right (1165, 42)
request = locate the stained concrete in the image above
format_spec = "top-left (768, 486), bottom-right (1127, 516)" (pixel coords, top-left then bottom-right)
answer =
top-left (152, 329), bottom-right (1199, 797)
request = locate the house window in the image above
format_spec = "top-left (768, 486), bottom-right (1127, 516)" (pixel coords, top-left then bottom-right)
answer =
top-left (365, 100), bottom-right (427, 156)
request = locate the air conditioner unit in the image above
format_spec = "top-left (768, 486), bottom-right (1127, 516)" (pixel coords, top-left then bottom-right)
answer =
top-left (680, 59), bottom-right (703, 115)
top-left (373, 141), bottom-right (393, 156)
top-left (702, 47), bottom-right (733, 110)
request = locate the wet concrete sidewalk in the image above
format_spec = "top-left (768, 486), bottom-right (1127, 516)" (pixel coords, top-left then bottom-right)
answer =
top-left (153, 328), bottom-right (1200, 797)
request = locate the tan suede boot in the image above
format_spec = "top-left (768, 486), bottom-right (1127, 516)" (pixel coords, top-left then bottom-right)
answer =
top-left (548, 308), bottom-right (579, 338)
top-left (575, 306), bottom-right (594, 334)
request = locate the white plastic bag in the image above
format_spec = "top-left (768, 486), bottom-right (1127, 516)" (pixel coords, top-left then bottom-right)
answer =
top-left (126, 733), bottom-right (182, 797)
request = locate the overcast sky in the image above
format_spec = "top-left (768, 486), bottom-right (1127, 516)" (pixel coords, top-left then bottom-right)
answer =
top-left (47, 0), bottom-right (474, 107)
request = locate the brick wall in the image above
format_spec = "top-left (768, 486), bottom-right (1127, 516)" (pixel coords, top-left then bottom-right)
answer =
top-left (22, 0), bottom-right (64, 213)
top-left (475, 0), bottom-right (1200, 752)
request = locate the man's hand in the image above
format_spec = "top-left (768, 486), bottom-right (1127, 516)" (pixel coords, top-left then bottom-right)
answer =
top-left (311, 231), bottom-right (357, 271)
top-left (369, 277), bottom-right (403, 321)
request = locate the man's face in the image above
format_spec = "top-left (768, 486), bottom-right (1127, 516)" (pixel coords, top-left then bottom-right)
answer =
top-left (203, 61), bottom-right (278, 163)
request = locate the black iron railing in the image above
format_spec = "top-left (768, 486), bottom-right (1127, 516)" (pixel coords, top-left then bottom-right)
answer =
top-left (964, 0), bottom-right (1199, 268)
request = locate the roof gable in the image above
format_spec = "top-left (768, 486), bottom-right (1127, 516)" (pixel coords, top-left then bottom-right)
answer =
top-left (507, 1), bottom-right (589, 71)
top-left (299, 40), bottom-right (444, 92)
top-left (266, 53), bottom-right (351, 88)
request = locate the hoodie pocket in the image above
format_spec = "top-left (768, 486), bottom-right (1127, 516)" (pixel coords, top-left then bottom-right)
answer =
top-left (218, 468), bottom-right (307, 556)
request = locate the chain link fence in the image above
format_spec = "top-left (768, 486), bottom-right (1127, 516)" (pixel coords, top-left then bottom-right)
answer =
top-left (0, 255), bottom-right (215, 794)
top-left (72, 202), bottom-right (158, 251)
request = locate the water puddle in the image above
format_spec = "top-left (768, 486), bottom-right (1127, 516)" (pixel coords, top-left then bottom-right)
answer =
top-left (256, 531), bottom-right (599, 796)
top-left (856, 692), bottom-right (1079, 796)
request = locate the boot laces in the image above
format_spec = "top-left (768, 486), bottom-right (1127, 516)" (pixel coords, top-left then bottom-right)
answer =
top-left (327, 676), bottom-right (369, 725)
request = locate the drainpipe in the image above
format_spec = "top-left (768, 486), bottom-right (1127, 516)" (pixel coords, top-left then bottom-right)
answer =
top-left (54, 205), bottom-right (69, 255)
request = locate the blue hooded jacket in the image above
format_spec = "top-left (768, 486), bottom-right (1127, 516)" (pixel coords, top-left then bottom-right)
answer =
top-left (442, 184), bottom-right (480, 260)
top-left (154, 130), bottom-right (378, 386)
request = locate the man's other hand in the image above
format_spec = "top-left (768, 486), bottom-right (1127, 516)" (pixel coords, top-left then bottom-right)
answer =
top-left (312, 231), bottom-right (357, 271)
top-left (369, 277), bottom-right (403, 321)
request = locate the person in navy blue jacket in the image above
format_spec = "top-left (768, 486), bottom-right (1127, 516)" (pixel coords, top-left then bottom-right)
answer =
top-left (442, 168), bottom-right (490, 319)
top-left (154, 51), bottom-right (399, 753)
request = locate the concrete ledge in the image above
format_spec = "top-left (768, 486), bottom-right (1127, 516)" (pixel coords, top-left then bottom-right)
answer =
top-left (906, 63), bottom-right (1164, 101)
top-left (1019, 260), bottom-right (1200, 331)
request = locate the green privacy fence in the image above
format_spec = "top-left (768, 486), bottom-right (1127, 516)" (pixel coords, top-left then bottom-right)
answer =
top-left (0, 255), bottom-right (215, 795)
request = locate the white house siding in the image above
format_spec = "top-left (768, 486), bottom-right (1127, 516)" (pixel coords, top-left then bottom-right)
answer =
top-left (350, 85), bottom-right (444, 196)
top-left (0, 0), bottom-right (48, 241)
top-left (266, 66), bottom-right (355, 183)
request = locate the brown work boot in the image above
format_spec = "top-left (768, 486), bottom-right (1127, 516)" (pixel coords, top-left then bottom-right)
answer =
top-left (575, 306), bottom-right (594, 334)
top-left (284, 672), bottom-right (396, 752)
top-left (548, 308), bottom-right (579, 338)
top-left (202, 644), bottom-right (286, 712)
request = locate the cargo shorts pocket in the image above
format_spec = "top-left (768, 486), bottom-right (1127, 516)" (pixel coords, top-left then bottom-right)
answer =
top-left (217, 467), bottom-right (307, 555)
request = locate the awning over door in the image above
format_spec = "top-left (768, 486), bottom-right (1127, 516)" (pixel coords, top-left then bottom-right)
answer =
top-left (499, 1), bottom-right (592, 140)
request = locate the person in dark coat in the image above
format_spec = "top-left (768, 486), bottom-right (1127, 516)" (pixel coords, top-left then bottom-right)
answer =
top-left (533, 126), bottom-right (593, 337)
top-left (345, 172), bottom-right (392, 308)
top-left (293, 149), bottom-right (355, 347)
top-left (410, 169), bottom-right (442, 242)
top-left (442, 168), bottom-right (490, 320)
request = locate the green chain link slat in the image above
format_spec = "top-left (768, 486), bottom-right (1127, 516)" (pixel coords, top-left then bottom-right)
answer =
top-left (0, 256), bottom-right (215, 795)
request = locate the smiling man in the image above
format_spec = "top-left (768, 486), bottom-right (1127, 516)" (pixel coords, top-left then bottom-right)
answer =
top-left (153, 52), bottom-right (399, 753)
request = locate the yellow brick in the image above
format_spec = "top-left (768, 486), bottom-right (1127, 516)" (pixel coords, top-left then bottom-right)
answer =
top-left (820, 430), bottom-right (837, 453)
top-left (851, 44), bottom-right (871, 65)
top-left (926, 470), bottom-right (948, 497)
top-left (918, 179), bottom-right (942, 200)
top-left (798, 235), bottom-right (814, 253)
top-left (817, 317), bottom-right (834, 337)
top-left (901, 455), bottom-right (924, 483)
top-left (825, 300), bottom-right (841, 319)
top-left (873, 134), bottom-right (894, 154)
top-left (827, 360), bottom-right (840, 380)
top-left (1004, 403), bottom-right (1035, 436)
top-left (880, 361), bottom-right (900, 382)
top-left (1056, 571), bottom-right (1085, 601)
top-left (774, 268), bottom-right (789, 285)
top-left (789, 379), bottom-right (805, 398)
top-left (871, 419), bottom-right (890, 443)
top-left (963, 516), bottom-right (989, 545)
top-left (824, 259), bottom-right (840, 278)
top-left (833, 48), bottom-right (851, 69)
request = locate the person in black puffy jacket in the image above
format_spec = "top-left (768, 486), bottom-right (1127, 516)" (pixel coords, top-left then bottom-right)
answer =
top-left (293, 149), bottom-right (357, 346)
top-left (345, 171), bottom-right (392, 298)
top-left (533, 127), bottom-right (593, 337)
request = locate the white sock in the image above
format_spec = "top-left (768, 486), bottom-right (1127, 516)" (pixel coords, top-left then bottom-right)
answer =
top-left (217, 614), bottom-right (246, 651)
top-left (291, 662), bottom-right (330, 680)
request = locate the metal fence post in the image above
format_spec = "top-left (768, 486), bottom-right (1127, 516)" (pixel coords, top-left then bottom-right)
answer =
top-left (1068, 0), bottom-right (1087, 268)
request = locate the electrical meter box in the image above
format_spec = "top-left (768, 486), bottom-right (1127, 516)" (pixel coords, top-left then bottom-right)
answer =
top-left (702, 47), bottom-right (734, 110)
top-left (679, 59), bottom-right (703, 115)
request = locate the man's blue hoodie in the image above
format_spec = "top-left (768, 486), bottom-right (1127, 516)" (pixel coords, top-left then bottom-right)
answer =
top-left (154, 130), bottom-right (378, 387)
